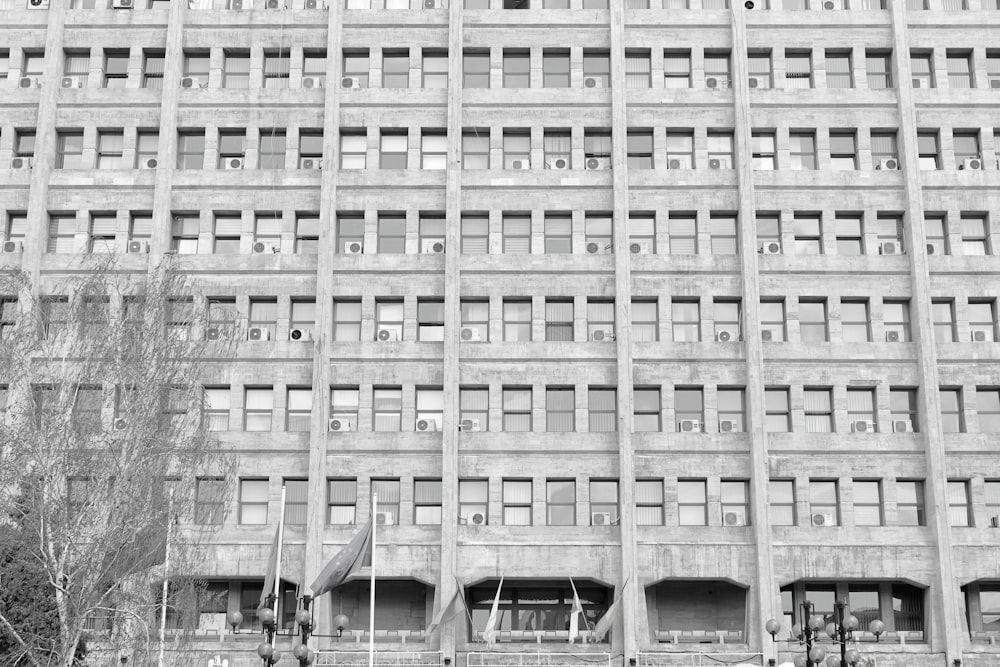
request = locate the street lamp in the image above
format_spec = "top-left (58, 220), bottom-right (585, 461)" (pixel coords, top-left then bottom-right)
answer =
top-left (293, 595), bottom-right (316, 666)
top-left (333, 613), bottom-right (351, 639)
top-left (257, 597), bottom-right (281, 666)
top-left (766, 599), bottom-right (884, 667)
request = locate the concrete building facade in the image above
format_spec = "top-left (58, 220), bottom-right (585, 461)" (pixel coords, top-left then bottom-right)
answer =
top-left (2, 0), bottom-right (1000, 665)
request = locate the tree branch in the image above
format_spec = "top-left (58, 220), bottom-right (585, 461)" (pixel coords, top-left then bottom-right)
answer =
top-left (0, 608), bottom-right (44, 667)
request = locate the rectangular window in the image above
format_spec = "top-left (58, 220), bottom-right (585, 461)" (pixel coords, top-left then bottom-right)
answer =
top-left (933, 300), bottom-right (956, 343)
top-left (460, 387), bottom-right (488, 432)
top-left (583, 52), bottom-right (610, 88)
top-left (866, 51), bottom-right (892, 89)
top-left (547, 480), bottom-right (576, 526)
top-left (503, 387), bottom-right (532, 432)
top-left (940, 388), bottom-right (964, 433)
top-left (223, 51), bottom-right (250, 89)
top-left (546, 387), bottom-right (575, 433)
top-left (707, 132), bottom-right (734, 170)
top-left (544, 212), bottom-right (572, 253)
top-left (948, 480), bottom-right (972, 527)
top-left (789, 131), bottom-right (816, 170)
top-left (416, 388), bottom-right (443, 430)
top-left (135, 130), bottom-right (159, 169)
top-left (631, 299), bottom-right (658, 342)
top-left (248, 298), bottom-right (277, 339)
top-left (626, 130), bottom-right (653, 169)
top-left (47, 214), bottom-right (76, 254)
top-left (785, 50), bottom-right (813, 89)
top-left (286, 387), bottom-right (312, 432)
top-left (625, 50), bottom-right (651, 89)
top-left (804, 388), bottom-right (833, 433)
top-left (588, 388), bottom-right (616, 433)
top-left (239, 479), bottom-right (269, 525)
top-left (459, 479), bottom-right (488, 524)
top-left (296, 214), bottom-right (319, 254)
top-left (756, 213), bottom-right (780, 250)
top-left (842, 299), bottom-right (871, 342)
top-left (414, 480), bottom-right (442, 524)
top-left (752, 132), bottom-right (776, 170)
top-left (96, 131), bottom-right (124, 170)
top-left (502, 480), bottom-right (532, 526)
top-left (343, 50), bottom-right (369, 88)
top-left (340, 131), bottom-right (367, 170)
top-left (328, 479), bottom-right (356, 525)
top-left (710, 215), bottom-right (738, 255)
top-left (503, 50), bottom-right (529, 88)
top-left (718, 388), bottom-right (745, 432)
top-left (89, 213), bottom-right (117, 253)
top-left (587, 299), bottom-right (614, 342)
top-left (462, 129), bottom-right (489, 170)
top-left (748, 52), bottom-right (772, 89)
top-left (987, 51), bottom-right (1000, 87)
top-left (284, 479), bottom-right (308, 526)
top-left (672, 299), bottom-right (700, 342)
top-left (918, 131), bottom-right (940, 170)
top-left (884, 300), bottom-right (912, 342)
top-left (911, 52), bottom-right (933, 88)
top-left (217, 130), bottom-right (246, 169)
top-left (585, 213), bottom-right (612, 250)
top-left (377, 214), bottom-right (405, 253)
top-left (794, 214), bottom-right (822, 255)
top-left (143, 51), bottom-right (165, 89)
top-left (970, 300), bottom-right (997, 342)
top-left (825, 50), bottom-right (853, 89)
top-left (947, 51), bottom-right (973, 89)
top-left (954, 131), bottom-right (981, 165)
top-left (504, 299), bottom-right (532, 341)
top-left (978, 388), bottom-right (1000, 433)
top-left (298, 130), bottom-right (323, 168)
top-left (722, 480), bottom-right (750, 526)
top-left (770, 480), bottom-right (795, 526)
top-left (871, 131), bottom-right (899, 169)
top-left (195, 478), bottom-right (226, 525)
top-left (203, 387), bottom-right (230, 431)
top-left (925, 214), bottom-right (948, 256)
top-left (417, 300), bottom-right (444, 342)
top-left (502, 212), bottom-right (531, 252)
top-left (704, 52), bottom-right (731, 86)
top-left (799, 299), bottom-right (828, 342)
top-left (760, 300), bottom-right (786, 342)
top-left (765, 388), bottom-right (790, 433)
top-left (678, 480), bottom-right (707, 526)
top-left (463, 51), bottom-right (489, 88)
top-left (584, 130), bottom-right (612, 168)
top-left (56, 131), bottom-right (84, 170)
top-left (331, 387), bottom-right (360, 431)
top-left (177, 131), bottom-right (205, 170)
top-left (668, 213), bottom-right (697, 254)
top-left (847, 388), bottom-right (876, 430)
top-left (835, 214), bottom-right (864, 255)
top-left (664, 50), bottom-right (691, 88)
top-left (461, 214), bottom-right (488, 254)
top-left (332, 299), bottom-right (361, 342)
top-left (380, 133), bottom-right (408, 170)
top-left (810, 480), bottom-right (839, 526)
top-left (421, 131), bottom-right (447, 170)
top-left (665, 131), bottom-right (694, 169)
top-left (263, 52), bottom-right (290, 89)
top-left (714, 299), bottom-right (741, 341)
top-left (635, 480), bottom-right (663, 526)
top-left (830, 132), bottom-right (858, 170)
top-left (889, 388), bottom-right (918, 433)
top-left (590, 481), bottom-right (618, 524)
top-left (460, 299), bottom-right (489, 343)
top-left (853, 480), bottom-right (883, 527)
top-left (897, 480), bottom-right (925, 526)
top-left (543, 50), bottom-right (570, 88)
top-left (422, 51), bottom-right (447, 89)
top-left (244, 387), bottom-right (273, 432)
top-left (960, 214), bottom-right (990, 255)
top-left (675, 388), bottom-right (704, 430)
top-left (373, 387), bottom-right (403, 432)
top-left (545, 299), bottom-right (573, 342)
top-left (984, 481), bottom-right (1000, 525)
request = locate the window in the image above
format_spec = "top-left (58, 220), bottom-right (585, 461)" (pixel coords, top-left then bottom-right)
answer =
top-left (678, 480), bottom-right (707, 526)
top-left (748, 52), bottom-right (772, 89)
top-left (585, 213), bottom-right (612, 251)
top-left (704, 52), bottom-right (731, 87)
top-left (460, 387), bottom-right (488, 432)
top-left (917, 131), bottom-right (940, 170)
top-left (884, 300), bottom-right (911, 342)
top-left (89, 213), bottom-right (116, 253)
top-left (847, 388), bottom-right (876, 430)
top-left (889, 388), bottom-right (918, 433)
top-left (853, 480), bottom-right (883, 527)
top-left (504, 299), bottom-right (532, 341)
top-left (244, 387), bottom-right (273, 432)
top-left (56, 131), bottom-right (84, 170)
top-left (789, 131), bottom-right (816, 170)
top-left (625, 51), bottom-right (651, 89)
top-left (503, 387), bottom-right (532, 432)
top-left (416, 387), bottom-right (443, 431)
top-left (546, 480), bottom-right (576, 526)
top-left (14, 131), bottom-right (35, 159)
top-left (979, 388), bottom-right (1000, 433)
top-left (263, 52), bottom-right (290, 89)
top-left (799, 299), bottom-right (828, 342)
top-left (675, 388), bottom-right (704, 430)
top-left (463, 51), bottom-right (490, 88)
top-left (248, 298), bottom-right (277, 339)
top-left (825, 50), bottom-right (853, 89)
top-left (72, 386), bottom-right (103, 433)
top-left (204, 387), bottom-right (230, 431)
top-left (722, 480), bottom-right (750, 526)
top-left (897, 480), bottom-right (925, 526)
top-left (584, 130), bottom-right (612, 168)
top-left (223, 51), bottom-right (251, 89)
top-left (183, 51), bottom-right (209, 82)
top-left (327, 479), bottom-right (356, 525)
top-left (830, 214), bottom-right (862, 255)
top-left (286, 388), bottom-right (311, 432)
top-left (871, 131), bottom-right (899, 169)
top-left (785, 50), bottom-right (813, 89)
top-left (663, 51), bottom-right (691, 88)
top-left (932, 300), bottom-right (956, 343)
top-left (866, 51), bottom-right (892, 89)
top-left (770, 480), bottom-right (795, 525)
top-left (970, 300), bottom-right (997, 342)
top-left (810, 480), bottom-right (839, 526)
top-left (501, 213), bottom-right (530, 253)
top-left (239, 479), bottom-right (269, 525)
top-left (924, 214), bottom-right (948, 256)
top-left (710, 215), bottom-right (738, 255)
top-left (91, 131), bottom-right (124, 170)
top-left (422, 51), bottom-right (448, 89)
top-left (543, 50), bottom-right (570, 88)
top-left (756, 213), bottom-right (780, 251)
top-left (672, 299), bottom-right (700, 342)
top-left (421, 131), bottom-right (447, 170)
top-left (544, 213), bottom-right (572, 253)
top-left (503, 480), bottom-right (532, 526)
top-left (101, 51), bottom-right (128, 89)
top-left (303, 51), bottom-right (326, 85)
top-left (298, 131), bottom-right (323, 170)
top-left (165, 299), bottom-right (193, 341)
top-left (668, 213), bottom-right (697, 254)
top-left (588, 388), bottom-right (616, 433)
top-left (765, 388), bottom-right (790, 433)
top-left (713, 299), bottom-right (740, 341)
top-left (954, 131), bottom-right (981, 165)
top-left (752, 132), bottom-right (776, 170)
top-left (47, 214), bottom-right (75, 254)
top-left (343, 50), bottom-right (370, 88)
top-left (634, 480), bottom-right (664, 526)
top-left (793, 214), bottom-right (822, 254)
top-left (330, 387), bottom-right (360, 432)
top-left (760, 300), bottom-right (786, 343)
top-left (665, 131), bottom-right (694, 169)
top-left (985, 482), bottom-right (1000, 524)
top-left (707, 132), bottom-right (734, 170)
top-left (830, 132), bottom-right (857, 170)
top-left (804, 388), bottom-right (833, 433)
top-left (840, 299), bottom-right (870, 342)
top-left (283, 479), bottom-right (308, 526)
top-left (339, 131), bottom-right (367, 170)
top-left (63, 50), bottom-right (89, 86)
top-left (414, 480), bottom-right (442, 525)
top-left (503, 50), bottom-right (529, 88)
top-left (961, 214), bottom-right (990, 255)
top-left (373, 387), bottom-right (403, 431)
top-left (947, 51), bottom-right (973, 89)
top-left (503, 131), bottom-right (531, 170)
top-left (911, 52), bottom-right (933, 88)
top-left (459, 479), bottom-right (488, 524)
top-left (255, 130), bottom-right (285, 170)
top-left (143, 51), bottom-right (164, 89)
top-left (627, 131), bottom-right (653, 169)
top-left (462, 129), bottom-right (489, 170)
top-left (545, 299), bottom-right (573, 341)
top-left (218, 130), bottom-right (246, 168)
top-left (377, 214), bottom-right (405, 253)
top-left (946, 480), bottom-right (972, 527)
top-left (380, 132), bottom-right (408, 169)
top-left (631, 299), bottom-right (658, 342)
top-left (177, 131), bottom-right (205, 170)
top-left (460, 300), bottom-right (488, 343)
top-left (940, 387), bottom-right (964, 433)
top-left (583, 52), bottom-right (610, 88)
top-left (590, 481), bottom-right (618, 524)
top-left (195, 478), bottom-right (226, 525)
top-left (988, 51), bottom-right (1000, 87)
top-left (292, 213), bottom-right (319, 255)
top-left (462, 214), bottom-right (488, 254)
top-left (587, 299), bottom-right (614, 342)
top-left (329, 299), bottom-right (360, 342)
top-left (544, 387), bottom-right (574, 432)
top-left (718, 388), bottom-right (745, 432)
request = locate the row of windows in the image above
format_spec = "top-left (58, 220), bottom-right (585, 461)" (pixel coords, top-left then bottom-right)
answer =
top-left (10, 125), bottom-right (1000, 173)
top-left (205, 474), bottom-right (1000, 529)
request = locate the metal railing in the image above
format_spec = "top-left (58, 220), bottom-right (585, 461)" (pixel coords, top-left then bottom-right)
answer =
top-left (637, 651), bottom-right (764, 667)
top-left (468, 652), bottom-right (612, 667)
top-left (315, 651), bottom-right (443, 667)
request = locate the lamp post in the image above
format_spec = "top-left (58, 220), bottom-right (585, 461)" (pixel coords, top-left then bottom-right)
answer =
top-left (292, 595), bottom-right (316, 666)
top-left (333, 613), bottom-right (351, 640)
top-left (766, 599), bottom-right (884, 667)
top-left (257, 595), bottom-right (282, 666)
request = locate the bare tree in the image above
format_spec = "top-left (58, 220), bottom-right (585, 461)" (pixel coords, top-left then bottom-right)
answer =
top-left (0, 257), bottom-right (236, 667)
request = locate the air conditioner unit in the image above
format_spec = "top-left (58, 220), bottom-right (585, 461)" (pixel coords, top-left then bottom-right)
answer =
top-left (759, 241), bottom-right (781, 254)
top-left (748, 77), bottom-right (760, 89)
top-left (879, 242), bottom-right (900, 255)
top-left (706, 77), bottom-right (720, 89)
top-left (10, 157), bottom-right (33, 170)
top-left (422, 239), bottom-right (445, 254)
top-left (205, 327), bottom-right (221, 340)
top-left (678, 420), bottom-right (702, 433)
top-left (592, 329), bottom-right (615, 342)
top-left (18, 77), bottom-right (39, 89)
top-left (112, 0), bottom-right (133, 8)
top-left (224, 157), bottom-right (245, 170)
top-left (716, 328), bottom-right (737, 342)
top-left (342, 77), bottom-right (362, 89)
top-left (61, 76), bottom-right (84, 89)
top-left (823, 0), bottom-right (840, 9)
top-left (719, 419), bottom-right (738, 433)
top-left (761, 329), bottom-right (774, 341)
top-left (591, 511), bottom-right (613, 526)
top-left (460, 327), bottom-right (481, 342)
top-left (289, 328), bottom-right (312, 341)
top-left (630, 241), bottom-right (651, 254)
top-left (375, 511), bottom-right (394, 525)
top-left (265, 0), bottom-right (285, 8)
top-left (252, 241), bottom-right (279, 254)
top-left (140, 158), bottom-right (159, 169)
top-left (709, 158), bottom-right (722, 170)
top-left (28, 0), bottom-right (50, 8)
top-left (300, 157), bottom-right (321, 170)
top-left (961, 158), bottom-right (983, 171)
top-left (852, 420), bottom-right (876, 433)
top-left (876, 158), bottom-right (899, 171)
top-left (893, 420), bottom-right (912, 433)
top-left (973, 330), bottom-right (988, 342)
top-left (886, 330), bottom-right (901, 342)
top-left (586, 157), bottom-right (610, 171)
top-left (229, 0), bottom-right (245, 8)
top-left (551, 158), bottom-right (569, 170)
top-left (423, 0), bottom-right (441, 7)
top-left (723, 509), bottom-right (746, 526)
top-left (180, 76), bottom-right (202, 89)
top-left (460, 418), bottom-right (481, 432)
top-left (302, 76), bottom-right (324, 89)
top-left (812, 512), bottom-right (835, 527)
top-left (468, 511), bottom-right (486, 525)
top-left (926, 243), bottom-right (936, 255)
top-left (344, 241), bottom-right (363, 254)
top-left (586, 242), bottom-right (610, 254)
top-left (511, 160), bottom-right (531, 170)
top-left (128, 241), bottom-right (149, 253)
top-left (416, 419), bottom-right (437, 432)
top-left (113, 418), bottom-right (128, 431)
top-left (668, 159), bottom-right (681, 169)
top-left (2, 241), bottom-right (23, 254)
top-left (329, 418), bottom-right (352, 432)
top-left (376, 328), bottom-right (398, 342)
top-left (584, 77), bottom-right (604, 89)
top-left (247, 327), bottom-right (271, 341)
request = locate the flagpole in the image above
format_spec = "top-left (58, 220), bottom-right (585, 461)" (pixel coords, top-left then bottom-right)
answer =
top-left (273, 485), bottom-right (286, 648)
top-left (368, 492), bottom-right (377, 667)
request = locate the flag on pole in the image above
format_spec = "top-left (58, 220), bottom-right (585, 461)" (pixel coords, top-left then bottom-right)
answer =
top-left (257, 525), bottom-right (281, 611)
top-left (591, 578), bottom-right (629, 643)
top-left (482, 576), bottom-right (505, 644)
top-left (425, 589), bottom-right (460, 636)
top-left (310, 519), bottom-right (374, 596)
top-left (454, 576), bottom-right (475, 628)
top-left (568, 577), bottom-right (585, 643)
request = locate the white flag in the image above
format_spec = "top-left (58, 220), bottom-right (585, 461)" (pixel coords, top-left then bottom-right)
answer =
top-left (483, 576), bottom-right (504, 644)
top-left (592, 578), bottom-right (629, 643)
top-left (568, 578), bottom-right (585, 643)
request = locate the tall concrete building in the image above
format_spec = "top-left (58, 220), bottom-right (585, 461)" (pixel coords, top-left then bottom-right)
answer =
top-left (3, 0), bottom-right (1000, 665)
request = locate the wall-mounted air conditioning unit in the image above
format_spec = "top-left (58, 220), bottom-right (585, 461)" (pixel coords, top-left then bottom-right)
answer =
top-left (416, 419), bottom-right (438, 432)
top-left (376, 329), bottom-right (398, 342)
top-left (2, 241), bottom-right (23, 253)
top-left (252, 241), bottom-right (278, 254)
top-left (300, 158), bottom-right (321, 170)
top-left (343, 241), bottom-right (363, 254)
top-left (812, 513), bottom-right (835, 527)
top-left (852, 420), bottom-right (876, 433)
top-left (748, 77), bottom-right (761, 89)
top-left (585, 157), bottom-right (610, 170)
top-left (180, 76), bottom-right (203, 89)
top-left (302, 76), bottom-right (324, 89)
top-left (584, 77), bottom-right (604, 89)
top-left (460, 511), bottom-right (486, 525)
top-left (422, 239), bottom-right (445, 254)
top-left (972, 330), bottom-right (989, 342)
top-left (28, 0), bottom-right (51, 8)
top-left (329, 418), bottom-right (352, 432)
top-left (876, 158), bottom-right (898, 171)
top-left (678, 420), bottom-right (702, 433)
top-left (511, 160), bottom-right (530, 170)
top-left (128, 241), bottom-right (149, 253)
top-left (460, 419), bottom-right (481, 432)
top-left (630, 241), bottom-right (652, 254)
top-left (61, 76), bottom-right (85, 89)
top-left (18, 77), bottom-right (40, 89)
top-left (289, 328), bottom-right (312, 341)
top-left (591, 512), bottom-right (613, 526)
top-left (886, 330), bottom-right (901, 342)
top-left (893, 420), bottom-right (912, 433)
top-left (113, 418), bottom-right (128, 431)
top-left (761, 329), bottom-right (774, 341)
top-left (759, 241), bottom-right (781, 254)
top-left (719, 420), bottom-right (738, 433)
top-left (247, 327), bottom-right (271, 341)
top-left (592, 329), bottom-right (615, 342)
top-left (961, 158), bottom-right (983, 171)
top-left (112, 0), bottom-right (133, 8)
top-left (10, 157), bottom-right (33, 170)
top-left (265, 0), bottom-right (286, 8)
top-left (586, 242), bottom-right (611, 254)
top-left (879, 242), bottom-right (901, 255)
top-left (342, 77), bottom-right (362, 89)
top-left (140, 158), bottom-right (159, 170)
top-left (460, 327), bottom-right (481, 342)
top-left (550, 158), bottom-right (569, 170)
top-left (224, 157), bottom-right (245, 170)
top-left (375, 511), bottom-right (394, 525)
top-left (716, 329), bottom-right (737, 342)
top-left (723, 509), bottom-right (746, 526)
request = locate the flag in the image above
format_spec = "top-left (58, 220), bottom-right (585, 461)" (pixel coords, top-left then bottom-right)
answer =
top-left (454, 576), bottom-right (475, 628)
top-left (310, 519), bottom-right (373, 596)
top-left (482, 576), bottom-right (504, 644)
top-left (591, 578), bottom-right (628, 643)
top-left (425, 589), bottom-right (460, 636)
top-left (257, 525), bottom-right (280, 611)
top-left (568, 577), bottom-right (585, 643)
